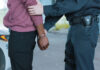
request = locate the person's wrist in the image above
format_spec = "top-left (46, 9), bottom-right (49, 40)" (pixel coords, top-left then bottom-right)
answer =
top-left (38, 33), bottom-right (46, 39)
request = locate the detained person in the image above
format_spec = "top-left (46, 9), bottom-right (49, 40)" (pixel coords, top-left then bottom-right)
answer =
top-left (3, 0), bottom-right (49, 70)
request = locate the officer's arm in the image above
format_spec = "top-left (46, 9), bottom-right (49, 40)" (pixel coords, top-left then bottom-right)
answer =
top-left (44, 16), bottom-right (62, 31)
top-left (44, 0), bottom-right (88, 16)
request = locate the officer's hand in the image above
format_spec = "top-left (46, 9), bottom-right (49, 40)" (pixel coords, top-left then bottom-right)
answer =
top-left (28, 0), bottom-right (43, 15)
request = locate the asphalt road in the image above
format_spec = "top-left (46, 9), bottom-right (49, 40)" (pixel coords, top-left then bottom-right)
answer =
top-left (0, 32), bottom-right (100, 70)
top-left (32, 32), bottom-right (100, 70)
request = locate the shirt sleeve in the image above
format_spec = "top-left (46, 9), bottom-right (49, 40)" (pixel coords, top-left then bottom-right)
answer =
top-left (22, 0), bottom-right (43, 26)
top-left (44, 0), bottom-right (88, 17)
top-left (44, 16), bottom-right (62, 31)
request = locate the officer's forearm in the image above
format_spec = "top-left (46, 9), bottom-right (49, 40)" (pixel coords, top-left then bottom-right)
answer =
top-left (44, 16), bottom-right (62, 31)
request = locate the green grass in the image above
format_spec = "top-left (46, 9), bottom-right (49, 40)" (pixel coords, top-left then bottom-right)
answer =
top-left (0, 9), bottom-right (8, 24)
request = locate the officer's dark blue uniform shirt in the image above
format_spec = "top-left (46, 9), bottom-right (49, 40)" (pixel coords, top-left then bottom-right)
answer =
top-left (44, 0), bottom-right (100, 30)
top-left (44, 0), bottom-right (100, 18)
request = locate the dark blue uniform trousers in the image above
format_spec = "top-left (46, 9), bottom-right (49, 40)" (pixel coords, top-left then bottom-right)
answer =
top-left (65, 16), bottom-right (99, 70)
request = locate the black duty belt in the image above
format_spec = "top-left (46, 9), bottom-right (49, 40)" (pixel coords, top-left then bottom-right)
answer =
top-left (69, 15), bottom-right (99, 26)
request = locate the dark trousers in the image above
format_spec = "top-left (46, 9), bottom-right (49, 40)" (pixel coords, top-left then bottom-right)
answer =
top-left (65, 16), bottom-right (99, 70)
top-left (8, 30), bottom-right (37, 70)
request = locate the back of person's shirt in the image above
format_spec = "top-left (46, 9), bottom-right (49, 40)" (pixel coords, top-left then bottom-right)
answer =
top-left (3, 0), bottom-right (43, 32)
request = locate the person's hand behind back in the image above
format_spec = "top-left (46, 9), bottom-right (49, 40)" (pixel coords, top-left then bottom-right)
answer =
top-left (38, 34), bottom-right (49, 50)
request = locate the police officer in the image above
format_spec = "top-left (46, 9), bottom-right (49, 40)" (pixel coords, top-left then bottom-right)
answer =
top-left (28, 0), bottom-right (100, 70)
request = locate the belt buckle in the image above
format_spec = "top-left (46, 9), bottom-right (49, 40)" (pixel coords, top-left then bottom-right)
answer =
top-left (84, 16), bottom-right (91, 26)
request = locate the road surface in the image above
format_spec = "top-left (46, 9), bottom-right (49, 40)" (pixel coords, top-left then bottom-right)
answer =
top-left (33, 32), bottom-right (100, 70)
top-left (0, 32), bottom-right (100, 70)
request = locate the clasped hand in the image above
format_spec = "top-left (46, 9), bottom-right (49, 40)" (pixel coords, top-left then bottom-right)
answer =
top-left (37, 34), bottom-right (49, 50)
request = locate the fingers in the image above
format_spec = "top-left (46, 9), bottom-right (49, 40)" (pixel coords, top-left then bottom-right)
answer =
top-left (39, 46), bottom-right (48, 50)
top-left (28, 11), bottom-right (35, 15)
top-left (28, 8), bottom-right (37, 15)
top-left (40, 46), bottom-right (49, 50)
top-left (39, 42), bottom-right (49, 50)
top-left (38, 36), bottom-right (49, 50)
top-left (27, 2), bottom-right (43, 15)
top-left (28, 6), bottom-right (41, 15)
top-left (28, 6), bottom-right (35, 12)
top-left (28, 8), bottom-right (34, 12)
top-left (28, 5), bottom-right (34, 9)
top-left (38, 42), bottom-right (49, 50)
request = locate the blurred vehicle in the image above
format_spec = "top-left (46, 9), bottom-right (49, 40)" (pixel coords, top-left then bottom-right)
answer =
top-left (0, 41), bottom-right (11, 70)
top-left (0, 35), bottom-right (8, 41)
top-left (0, 28), bottom-right (11, 70)
top-left (0, 0), bottom-right (11, 69)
